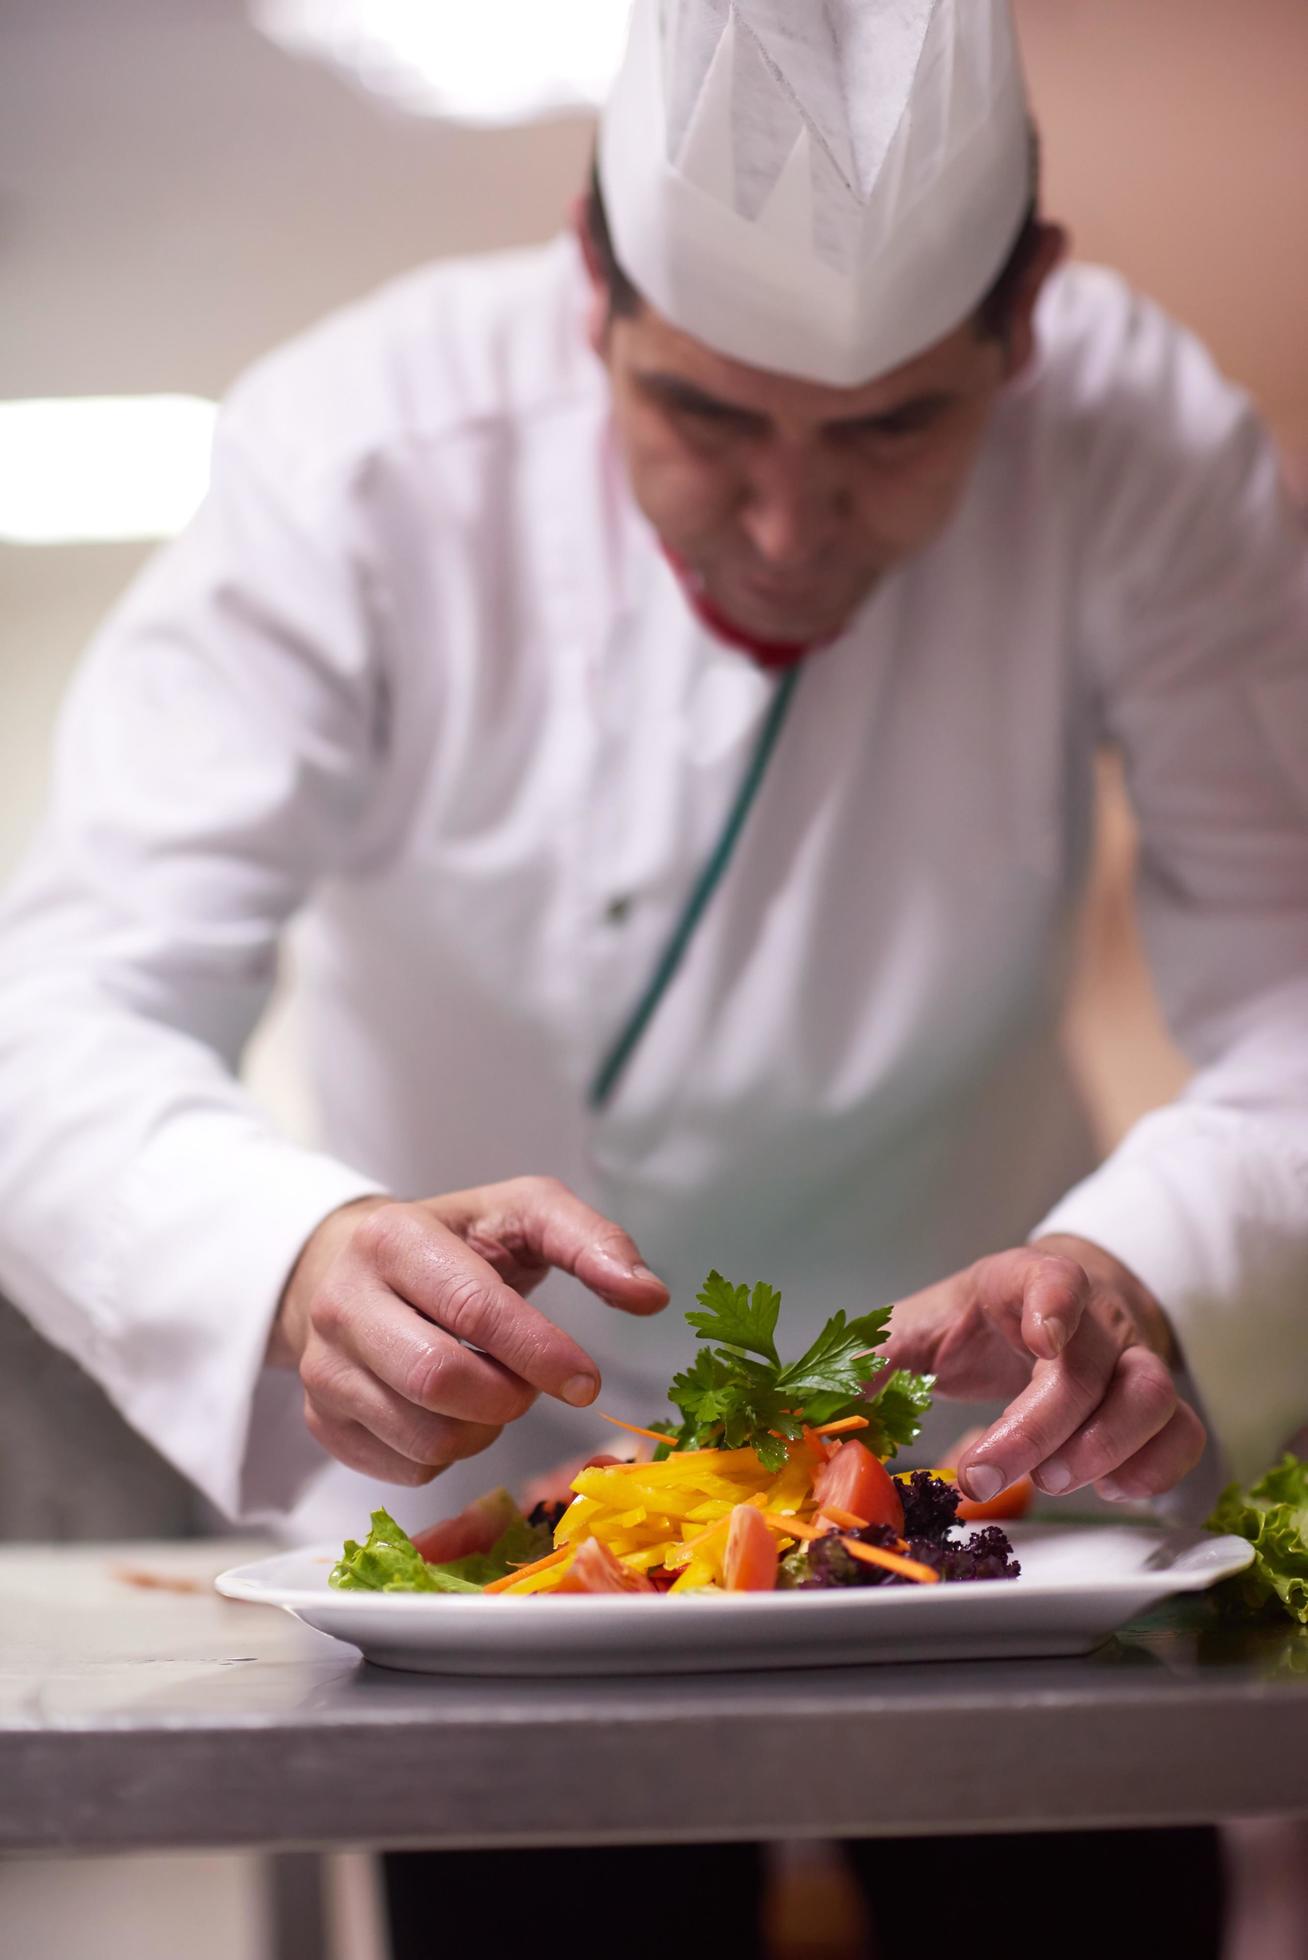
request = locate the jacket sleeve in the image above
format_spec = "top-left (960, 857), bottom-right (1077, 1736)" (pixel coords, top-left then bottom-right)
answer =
top-left (1035, 292), bottom-right (1308, 1487)
top-left (0, 407), bottom-right (394, 1520)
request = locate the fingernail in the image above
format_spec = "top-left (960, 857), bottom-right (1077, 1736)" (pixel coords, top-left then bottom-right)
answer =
top-left (962, 1464), bottom-right (1004, 1503)
top-left (1098, 1477), bottom-right (1126, 1502)
top-left (1040, 1459), bottom-right (1072, 1494)
top-left (1042, 1316), bottom-right (1070, 1356)
top-left (632, 1263), bottom-right (667, 1290)
top-left (561, 1374), bottom-right (599, 1407)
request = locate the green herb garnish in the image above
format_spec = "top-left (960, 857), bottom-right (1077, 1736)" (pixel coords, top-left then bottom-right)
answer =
top-left (656, 1269), bottom-right (932, 1471)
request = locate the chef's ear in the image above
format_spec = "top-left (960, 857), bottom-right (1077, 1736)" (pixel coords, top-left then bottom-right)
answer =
top-left (570, 193), bottom-right (614, 362)
top-left (1001, 221), bottom-right (1070, 382)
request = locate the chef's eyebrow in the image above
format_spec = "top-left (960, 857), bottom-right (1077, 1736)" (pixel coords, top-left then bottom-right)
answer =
top-left (635, 372), bottom-right (770, 432)
top-left (633, 370), bottom-right (957, 436)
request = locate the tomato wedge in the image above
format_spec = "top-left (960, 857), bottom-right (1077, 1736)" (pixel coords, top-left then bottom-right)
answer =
top-left (813, 1439), bottom-right (904, 1535)
top-left (554, 1538), bottom-right (657, 1593)
top-left (723, 1504), bottom-right (779, 1592)
top-left (410, 1487), bottom-right (520, 1565)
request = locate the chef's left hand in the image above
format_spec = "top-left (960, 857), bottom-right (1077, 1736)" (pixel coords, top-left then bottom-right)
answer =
top-left (877, 1235), bottom-right (1207, 1505)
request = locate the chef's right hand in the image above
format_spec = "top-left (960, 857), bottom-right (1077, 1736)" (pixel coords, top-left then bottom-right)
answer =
top-left (268, 1177), bottom-right (669, 1485)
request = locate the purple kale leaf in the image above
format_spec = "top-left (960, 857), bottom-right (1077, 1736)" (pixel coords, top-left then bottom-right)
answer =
top-left (898, 1470), bottom-right (962, 1542)
top-left (792, 1521), bottom-right (904, 1589)
top-left (905, 1524), bottom-right (1021, 1582)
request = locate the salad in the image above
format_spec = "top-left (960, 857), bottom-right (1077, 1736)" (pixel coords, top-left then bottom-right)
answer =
top-left (331, 1270), bottom-right (1023, 1598)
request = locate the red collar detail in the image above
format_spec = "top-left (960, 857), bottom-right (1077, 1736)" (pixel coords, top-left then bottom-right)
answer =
top-left (660, 544), bottom-right (833, 670)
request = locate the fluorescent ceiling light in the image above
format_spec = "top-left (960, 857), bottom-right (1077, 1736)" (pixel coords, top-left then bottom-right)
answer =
top-left (0, 396), bottom-right (217, 547)
top-left (251, 0), bottom-right (627, 125)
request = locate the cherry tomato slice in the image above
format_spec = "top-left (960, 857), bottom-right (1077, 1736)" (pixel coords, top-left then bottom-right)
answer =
top-left (724, 1504), bottom-right (780, 1592)
top-left (554, 1537), bottom-right (657, 1593)
top-left (410, 1487), bottom-right (520, 1564)
top-left (813, 1439), bottom-right (904, 1534)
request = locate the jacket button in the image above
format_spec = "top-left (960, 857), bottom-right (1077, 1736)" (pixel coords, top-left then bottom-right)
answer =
top-left (604, 894), bottom-right (634, 926)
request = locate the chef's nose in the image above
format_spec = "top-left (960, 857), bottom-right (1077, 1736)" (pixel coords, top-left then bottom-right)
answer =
top-left (737, 448), bottom-right (848, 570)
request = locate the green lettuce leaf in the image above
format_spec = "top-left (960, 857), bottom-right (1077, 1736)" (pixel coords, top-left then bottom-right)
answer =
top-left (329, 1506), bottom-right (552, 1595)
top-left (330, 1509), bottom-right (458, 1593)
top-left (1207, 1454), bottom-right (1308, 1625)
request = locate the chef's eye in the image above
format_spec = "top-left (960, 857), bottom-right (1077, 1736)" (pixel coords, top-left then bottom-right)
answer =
top-left (856, 412), bottom-right (933, 445)
top-left (676, 399), bottom-right (758, 437)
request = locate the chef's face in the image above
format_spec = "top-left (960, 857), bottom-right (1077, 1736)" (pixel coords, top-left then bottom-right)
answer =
top-left (583, 230), bottom-right (1063, 645)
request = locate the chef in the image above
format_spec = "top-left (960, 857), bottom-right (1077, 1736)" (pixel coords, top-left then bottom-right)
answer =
top-left (1, 0), bottom-right (1306, 1560)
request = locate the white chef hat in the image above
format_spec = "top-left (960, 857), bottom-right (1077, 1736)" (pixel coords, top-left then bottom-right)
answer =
top-left (597, 0), bottom-right (1034, 387)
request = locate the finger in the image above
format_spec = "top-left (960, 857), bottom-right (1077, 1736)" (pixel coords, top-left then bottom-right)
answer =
top-left (1031, 1347), bottom-right (1178, 1496)
top-left (956, 1305), bottom-right (1124, 1501)
top-left (446, 1177), bottom-right (670, 1317)
top-left (304, 1400), bottom-right (448, 1488)
top-left (1095, 1400), bottom-right (1208, 1502)
top-left (972, 1249), bottom-right (1091, 1364)
top-left (303, 1352), bottom-right (503, 1470)
top-left (329, 1291), bottom-right (538, 1426)
top-left (359, 1207), bottom-right (605, 1407)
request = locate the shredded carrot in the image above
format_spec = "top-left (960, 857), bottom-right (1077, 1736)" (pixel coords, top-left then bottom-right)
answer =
top-left (483, 1545), bottom-right (574, 1594)
top-left (821, 1505), bottom-right (870, 1531)
top-left (597, 1414), bottom-right (682, 1448)
top-left (808, 1414), bottom-right (870, 1437)
top-left (838, 1537), bottom-right (940, 1585)
top-left (802, 1426), bottom-right (836, 1464)
top-left (762, 1513), bottom-right (824, 1541)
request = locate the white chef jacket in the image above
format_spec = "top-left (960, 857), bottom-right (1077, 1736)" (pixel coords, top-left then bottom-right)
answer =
top-left (2, 237), bottom-right (1306, 1540)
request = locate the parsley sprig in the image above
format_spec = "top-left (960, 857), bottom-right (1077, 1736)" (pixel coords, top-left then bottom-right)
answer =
top-left (653, 1270), bottom-right (934, 1472)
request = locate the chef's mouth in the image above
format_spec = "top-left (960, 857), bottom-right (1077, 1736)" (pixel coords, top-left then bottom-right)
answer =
top-left (732, 569), bottom-right (861, 633)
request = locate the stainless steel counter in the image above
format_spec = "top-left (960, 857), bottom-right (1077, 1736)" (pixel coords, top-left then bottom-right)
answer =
top-left (4, 1541), bottom-right (1306, 1853)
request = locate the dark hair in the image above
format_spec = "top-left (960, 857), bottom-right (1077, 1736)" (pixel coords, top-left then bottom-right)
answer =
top-left (584, 142), bottom-right (1044, 349)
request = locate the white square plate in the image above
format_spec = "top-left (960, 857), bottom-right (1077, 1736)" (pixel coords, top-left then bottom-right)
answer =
top-left (215, 1523), bottom-right (1254, 1676)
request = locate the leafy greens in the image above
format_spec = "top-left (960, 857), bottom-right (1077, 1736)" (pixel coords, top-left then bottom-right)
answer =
top-left (331, 1506), bottom-right (550, 1595)
top-left (1208, 1454), bottom-right (1308, 1626)
top-left (658, 1269), bottom-right (932, 1471)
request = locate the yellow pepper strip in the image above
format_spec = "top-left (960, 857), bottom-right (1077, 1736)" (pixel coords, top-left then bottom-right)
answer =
top-left (838, 1537), bottom-right (940, 1585)
top-left (554, 1495), bottom-right (602, 1544)
top-left (484, 1544), bottom-right (575, 1594)
top-left (587, 1446), bottom-right (774, 1478)
top-left (664, 1513), bottom-right (731, 1570)
top-left (891, 1466), bottom-right (957, 1482)
top-left (583, 1489), bottom-right (725, 1526)
top-left (764, 1460), bottom-right (814, 1512)
top-left (619, 1545), bottom-right (670, 1572)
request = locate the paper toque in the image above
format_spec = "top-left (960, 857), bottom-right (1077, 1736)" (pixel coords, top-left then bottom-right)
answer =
top-left (598, 0), bottom-right (1034, 385)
